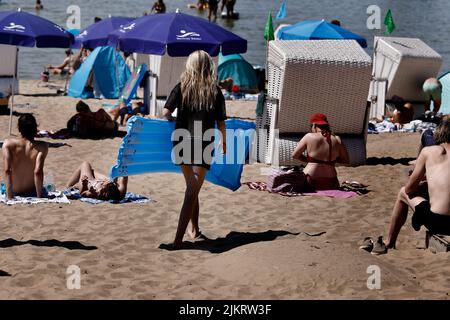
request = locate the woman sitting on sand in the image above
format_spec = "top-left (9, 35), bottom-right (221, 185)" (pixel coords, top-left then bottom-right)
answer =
top-left (67, 161), bottom-right (128, 201)
top-left (162, 50), bottom-right (227, 249)
top-left (292, 113), bottom-right (349, 190)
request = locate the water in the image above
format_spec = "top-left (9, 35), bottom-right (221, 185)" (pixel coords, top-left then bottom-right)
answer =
top-left (1, 0), bottom-right (450, 79)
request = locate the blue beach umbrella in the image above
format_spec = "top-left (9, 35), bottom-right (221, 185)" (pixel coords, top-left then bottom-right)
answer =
top-left (277, 20), bottom-right (367, 48)
top-left (0, 9), bottom-right (74, 134)
top-left (74, 16), bottom-right (135, 49)
top-left (0, 9), bottom-right (74, 48)
top-left (108, 11), bottom-right (247, 57)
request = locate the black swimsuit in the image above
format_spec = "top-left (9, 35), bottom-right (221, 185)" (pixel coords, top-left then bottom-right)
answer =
top-left (164, 83), bottom-right (227, 170)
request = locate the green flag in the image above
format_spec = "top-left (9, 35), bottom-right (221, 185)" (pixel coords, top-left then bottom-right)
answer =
top-left (384, 9), bottom-right (395, 35)
top-left (264, 11), bottom-right (275, 42)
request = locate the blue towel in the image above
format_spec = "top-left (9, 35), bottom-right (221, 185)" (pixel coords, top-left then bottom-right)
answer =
top-left (63, 188), bottom-right (152, 205)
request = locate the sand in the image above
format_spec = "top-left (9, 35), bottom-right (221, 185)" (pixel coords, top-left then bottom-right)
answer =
top-left (0, 79), bottom-right (449, 300)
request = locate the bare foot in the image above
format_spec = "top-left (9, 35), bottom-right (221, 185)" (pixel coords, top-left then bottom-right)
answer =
top-left (188, 230), bottom-right (204, 240)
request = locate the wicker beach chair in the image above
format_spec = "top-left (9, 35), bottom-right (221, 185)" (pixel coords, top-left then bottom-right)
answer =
top-left (257, 40), bottom-right (372, 167)
top-left (370, 37), bottom-right (442, 119)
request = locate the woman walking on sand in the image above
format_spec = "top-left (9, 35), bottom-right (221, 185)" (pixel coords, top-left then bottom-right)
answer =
top-left (162, 50), bottom-right (227, 249)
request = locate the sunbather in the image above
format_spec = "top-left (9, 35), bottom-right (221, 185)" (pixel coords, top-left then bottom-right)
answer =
top-left (110, 101), bottom-right (146, 126)
top-left (292, 113), bottom-right (349, 190)
top-left (390, 95), bottom-right (414, 126)
top-left (46, 49), bottom-right (75, 75)
top-left (67, 100), bottom-right (119, 138)
top-left (66, 161), bottom-right (127, 201)
top-left (367, 120), bottom-right (450, 255)
top-left (2, 114), bottom-right (48, 199)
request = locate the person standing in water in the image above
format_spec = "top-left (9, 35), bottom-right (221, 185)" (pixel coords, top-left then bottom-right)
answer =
top-left (35, 0), bottom-right (44, 10)
top-left (151, 0), bottom-right (167, 14)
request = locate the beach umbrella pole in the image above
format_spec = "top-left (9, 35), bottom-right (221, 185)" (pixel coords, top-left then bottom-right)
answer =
top-left (8, 47), bottom-right (19, 136)
top-left (62, 51), bottom-right (73, 94)
top-left (115, 49), bottom-right (120, 99)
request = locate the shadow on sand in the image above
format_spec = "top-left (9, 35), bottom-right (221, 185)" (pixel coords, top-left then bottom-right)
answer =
top-left (0, 270), bottom-right (11, 277)
top-left (365, 157), bottom-right (416, 166)
top-left (0, 238), bottom-right (97, 251)
top-left (159, 230), bottom-right (306, 254)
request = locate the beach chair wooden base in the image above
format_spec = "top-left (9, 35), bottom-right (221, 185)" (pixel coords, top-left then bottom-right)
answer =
top-left (425, 231), bottom-right (450, 253)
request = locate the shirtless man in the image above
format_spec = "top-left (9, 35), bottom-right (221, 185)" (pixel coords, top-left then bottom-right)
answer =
top-left (66, 161), bottom-right (127, 201)
top-left (376, 120), bottom-right (450, 254)
top-left (2, 114), bottom-right (48, 199)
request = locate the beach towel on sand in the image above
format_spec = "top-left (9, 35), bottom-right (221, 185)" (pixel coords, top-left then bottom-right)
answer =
top-left (63, 188), bottom-right (153, 205)
top-left (244, 182), bottom-right (359, 198)
top-left (0, 191), bottom-right (70, 205)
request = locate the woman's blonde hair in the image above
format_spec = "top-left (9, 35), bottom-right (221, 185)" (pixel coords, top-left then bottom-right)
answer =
top-left (180, 50), bottom-right (217, 111)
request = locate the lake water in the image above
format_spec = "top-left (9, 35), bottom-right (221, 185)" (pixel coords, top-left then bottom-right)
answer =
top-left (1, 0), bottom-right (450, 79)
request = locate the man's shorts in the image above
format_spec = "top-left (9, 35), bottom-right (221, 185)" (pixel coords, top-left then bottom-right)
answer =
top-left (412, 201), bottom-right (450, 235)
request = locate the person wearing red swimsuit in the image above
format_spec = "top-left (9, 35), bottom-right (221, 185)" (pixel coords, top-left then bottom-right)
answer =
top-left (292, 113), bottom-right (349, 190)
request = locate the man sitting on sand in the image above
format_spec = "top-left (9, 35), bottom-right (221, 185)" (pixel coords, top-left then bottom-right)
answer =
top-left (2, 114), bottom-right (48, 199)
top-left (66, 161), bottom-right (128, 201)
top-left (365, 120), bottom-right (450, 255)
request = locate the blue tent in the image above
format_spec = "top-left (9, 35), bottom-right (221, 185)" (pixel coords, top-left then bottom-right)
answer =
top-left (68, 46), bottom-right (131, 99)
top-left (438, 71), bottom-right (450, 115)
top-left (218, 53), bottom-right (258, 91)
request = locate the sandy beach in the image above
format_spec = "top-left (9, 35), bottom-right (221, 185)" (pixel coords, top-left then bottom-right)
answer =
top-left (0, 79), bottom-right (449, 300)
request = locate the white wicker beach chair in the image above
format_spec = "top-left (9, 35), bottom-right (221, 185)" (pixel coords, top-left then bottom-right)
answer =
top-left (370, 37), bottom-right (442, 119)
top-left (257, 40), bottom-right (372, 166)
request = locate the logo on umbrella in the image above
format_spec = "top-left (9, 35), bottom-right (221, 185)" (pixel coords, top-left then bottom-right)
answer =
top-left (3, 22), bottom-right (26, 32)
top-left (77, 30), bottom-right (88, 39)
top-left (54, 25), bottom-right (66, 33)
top-left (176, 30), bottom-right (201, 41)
top-left (120, 23), bottom-right (136, 33)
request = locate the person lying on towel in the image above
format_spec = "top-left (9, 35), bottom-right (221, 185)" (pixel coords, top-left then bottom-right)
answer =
top-left (292, 113), bottom-right (349, 191)
top-left (109, 100), bottom-right (147, 126)
top-left (66, 161), bottom-right (128, 201)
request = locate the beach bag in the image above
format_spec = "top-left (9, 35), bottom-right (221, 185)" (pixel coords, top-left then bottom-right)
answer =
top-left (267, 167), bottom-right (311, 193)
